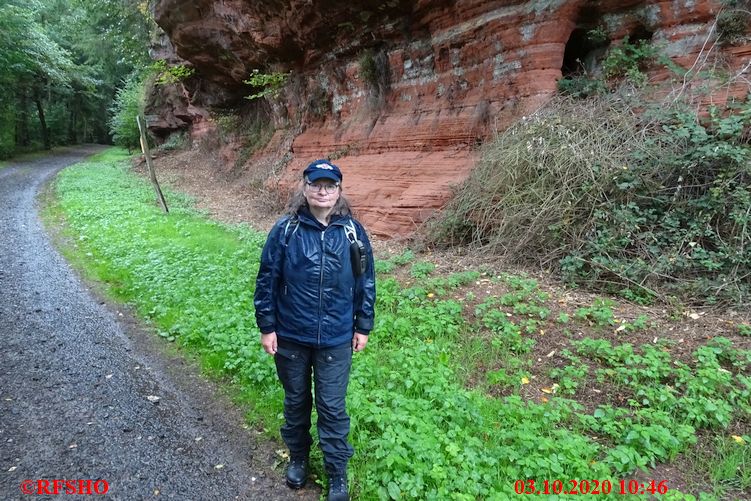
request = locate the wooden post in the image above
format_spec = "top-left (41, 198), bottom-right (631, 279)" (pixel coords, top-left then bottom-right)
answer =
top-left (136, 115), bottom-right (169, 214)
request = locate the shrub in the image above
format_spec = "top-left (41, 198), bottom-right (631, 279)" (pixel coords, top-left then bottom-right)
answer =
top-left (151, 60), bottom-right (195, 86)
top-left (243, 69), bottom-right (289, 100)
top-left (359, 49), bottom-right (378, 87)
top-left (602, 36), bottom-right (656, 86)
top-left (557, 75), bottom-right (606, 98)
top-left (572, 102), bottom-right (751, 304)
top-left (428, 94), bottom-right (645, 259)
top-left (586, 26), bottom-right (609, 45)
top-left (108, 72), bottom-right (146, 151)
top-left (428, 92), bottom-right (751, 305)
top-left (358, 48), bottom-right (391, 108)
top-left (158, 130), bottom-right (187, 151)
top-left (717, 1), bottom-right (751, 44)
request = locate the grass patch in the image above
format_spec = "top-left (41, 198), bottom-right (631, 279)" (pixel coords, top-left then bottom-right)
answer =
top-left (46, 148), bottom-right (750, 499)
top-left (686, 434), bottom-right (751, 498)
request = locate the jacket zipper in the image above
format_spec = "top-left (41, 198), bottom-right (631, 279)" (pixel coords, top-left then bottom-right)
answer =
top-left (317, 229), bottom-right (325, 346)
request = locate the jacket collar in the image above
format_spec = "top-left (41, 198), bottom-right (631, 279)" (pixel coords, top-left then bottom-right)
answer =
top-left (297, 207), bottom-right (349, 229)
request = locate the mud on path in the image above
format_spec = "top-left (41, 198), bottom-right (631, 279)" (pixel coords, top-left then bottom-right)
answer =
top-left (0, 147), bottom-right (318, 500)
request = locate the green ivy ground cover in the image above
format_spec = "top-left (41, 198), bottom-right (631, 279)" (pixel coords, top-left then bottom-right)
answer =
top-left (45, 148), bottom-right (749, 500)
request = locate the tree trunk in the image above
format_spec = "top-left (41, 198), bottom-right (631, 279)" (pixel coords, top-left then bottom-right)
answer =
top-left (67, 97), bottom-right (78, 144)
top-left (15, 91), bottom-right (29, 147)
top-left (34, 96), bottom-right (50, 150)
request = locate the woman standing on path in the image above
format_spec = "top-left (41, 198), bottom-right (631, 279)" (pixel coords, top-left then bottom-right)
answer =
top-left (254, 159), bottom-right (376, 501)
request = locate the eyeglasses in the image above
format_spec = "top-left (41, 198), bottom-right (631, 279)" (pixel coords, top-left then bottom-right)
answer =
top-left (305, 182), bottom-right (339, 194)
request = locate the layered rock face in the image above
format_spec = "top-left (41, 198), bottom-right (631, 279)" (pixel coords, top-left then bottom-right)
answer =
top-left (150, 0), bottom-right (746, 237)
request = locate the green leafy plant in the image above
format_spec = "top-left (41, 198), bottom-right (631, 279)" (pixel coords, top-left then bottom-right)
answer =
top-left (557, 75), bottom-right (606, 98)
top-left (358, 48), bottom-right (390, 107)
top-left (375, 259), bottom-right (396, 274)
top-left (419, 271), bottom-right (480, 296)
top-left (602, 36), bottom-right (656, 86)
top-left (410, 261), bottom-right (436, 279)
top-left (359, 49), bottom-right (379, 88)
top-left (549, 351), bottom-right (589, 395)
top-left (244, 69), bottom-right (289, 100)
top-left (619, 314), bottom-right (650, 332)
top-left (391, 249), bottom-right (415, 266)
top-left (574, 298), bottom-right (617, 327)
top-left (486, 357), bottom-right (530, 391)
top-left (152, 60), bottom-right (195, 86)
top-left (619, 286), bottom-right (656, 305)
top-left (587, 26), bottom-right (609, 45)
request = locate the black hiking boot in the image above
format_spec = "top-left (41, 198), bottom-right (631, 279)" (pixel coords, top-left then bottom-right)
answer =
top-left (285, 456), bottom-right (308, 489)
top-left (327, 473), bottom-right (349, 501)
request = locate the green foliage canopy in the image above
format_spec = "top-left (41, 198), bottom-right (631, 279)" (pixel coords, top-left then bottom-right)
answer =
top-left (0, 0), bottom-right (153, 157)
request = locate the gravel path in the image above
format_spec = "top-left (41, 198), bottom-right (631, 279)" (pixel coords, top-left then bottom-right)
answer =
top-left (0, 147), bottom-right (318, 500)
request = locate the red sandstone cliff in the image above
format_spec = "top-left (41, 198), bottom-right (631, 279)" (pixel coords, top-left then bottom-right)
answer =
top-left (147, 0), bottom-right (750, 237)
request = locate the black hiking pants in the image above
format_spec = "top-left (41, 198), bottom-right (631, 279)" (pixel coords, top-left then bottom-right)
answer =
top-left (274, 337), bottom-right (354, 475)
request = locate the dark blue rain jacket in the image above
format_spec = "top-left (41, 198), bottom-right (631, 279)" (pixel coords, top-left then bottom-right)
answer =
top-left (254, 209), bottom-right (376, 347)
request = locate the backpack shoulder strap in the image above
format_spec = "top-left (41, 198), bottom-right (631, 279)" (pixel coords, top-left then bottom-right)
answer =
top-left (283, 216), bottom-right (299, 247)
top-left (343, 219), bottom-right (359, 244)
top-left (343, 218), bottom-right (368, 277)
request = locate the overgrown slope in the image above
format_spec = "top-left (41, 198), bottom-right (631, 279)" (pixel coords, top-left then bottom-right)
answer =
top-left (428, 91), bottom-right (751, 306)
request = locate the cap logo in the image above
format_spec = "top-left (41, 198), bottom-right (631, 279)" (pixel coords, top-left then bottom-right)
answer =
top-left (316, 163), bottom-right (334, 170)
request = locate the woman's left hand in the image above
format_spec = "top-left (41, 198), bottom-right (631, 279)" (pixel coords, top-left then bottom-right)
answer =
top-left (352, 332), bottom-right (368, 352)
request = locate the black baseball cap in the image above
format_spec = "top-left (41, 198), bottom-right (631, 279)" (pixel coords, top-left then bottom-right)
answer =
top-left (303, 159), bottom-right (342, 183)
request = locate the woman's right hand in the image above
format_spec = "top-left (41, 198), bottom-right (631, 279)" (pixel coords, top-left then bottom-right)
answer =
top-left (261, 332), bottom-right (278, 355)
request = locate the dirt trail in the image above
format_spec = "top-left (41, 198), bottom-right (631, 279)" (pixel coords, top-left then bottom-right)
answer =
top-left (0, 147), bottom-right (317, 500)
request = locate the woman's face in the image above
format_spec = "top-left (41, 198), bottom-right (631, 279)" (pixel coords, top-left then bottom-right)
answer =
top-left (304, 178), bottom-right (341, 211)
